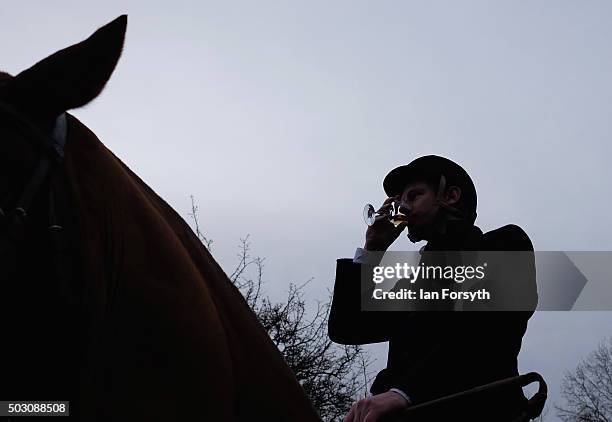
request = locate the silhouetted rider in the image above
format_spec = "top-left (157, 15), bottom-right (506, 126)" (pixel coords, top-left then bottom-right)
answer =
top-left (329, 155), bottom-right (536, 422)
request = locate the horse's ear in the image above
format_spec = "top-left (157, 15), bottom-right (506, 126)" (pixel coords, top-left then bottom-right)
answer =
top-left (0, 15), bottom-right (127, 120)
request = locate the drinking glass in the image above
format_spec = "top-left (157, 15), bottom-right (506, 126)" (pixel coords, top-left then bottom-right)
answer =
top-left (363, 201), bottom-right (410, 227)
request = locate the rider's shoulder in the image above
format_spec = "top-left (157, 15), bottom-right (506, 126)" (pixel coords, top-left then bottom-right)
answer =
top-left (481, 224), bottom-right (534, 251)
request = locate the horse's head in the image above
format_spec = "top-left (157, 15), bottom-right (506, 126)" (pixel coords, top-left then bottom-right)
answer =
top-left (0, 15), bottom-right (127, 199)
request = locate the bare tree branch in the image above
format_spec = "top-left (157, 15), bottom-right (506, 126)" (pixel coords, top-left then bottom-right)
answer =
top-left (188, 195), bottom-right (213, 250)
top-left (188, 197), bottom-right (374, 421)
top-left (557, 337), bottom-right (612, 422)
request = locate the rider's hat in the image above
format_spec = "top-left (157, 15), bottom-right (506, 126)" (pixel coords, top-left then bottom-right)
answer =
top-left (383, 155), bottom-right (477, 222)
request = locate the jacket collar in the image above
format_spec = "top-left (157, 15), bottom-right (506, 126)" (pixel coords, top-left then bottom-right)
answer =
top-left (423, 220), bottom-right (483, 251)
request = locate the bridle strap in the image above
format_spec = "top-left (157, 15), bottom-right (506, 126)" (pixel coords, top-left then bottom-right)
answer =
top-left (13, 154), bottom-right (51, 220)
top-left (0, 101), bottom-right (63, 219)
top-left (48, 171), bottom-right (80, 307)
top-left (0, 100), bottom-right (78, 306)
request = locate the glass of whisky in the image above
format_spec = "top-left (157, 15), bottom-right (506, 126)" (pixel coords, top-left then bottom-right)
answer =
top-left (363, 201), bottom-right (410, 227)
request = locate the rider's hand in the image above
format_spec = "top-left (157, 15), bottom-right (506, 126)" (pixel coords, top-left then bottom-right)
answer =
top-left (364, 197), bottom-right (408, 251)
top-left (343, 391), bottom-right (410, 422)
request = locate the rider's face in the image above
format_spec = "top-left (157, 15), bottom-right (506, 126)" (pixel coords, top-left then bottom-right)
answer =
top-left (399, 181), bottom-right (440, 231)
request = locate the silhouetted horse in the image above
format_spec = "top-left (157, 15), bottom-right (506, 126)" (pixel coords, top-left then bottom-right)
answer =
top-left (0, 16), bottom-right (320, 421)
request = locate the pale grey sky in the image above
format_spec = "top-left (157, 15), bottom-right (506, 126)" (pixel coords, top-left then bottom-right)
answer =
top-left (3, 1), bottom-right (612, 419)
